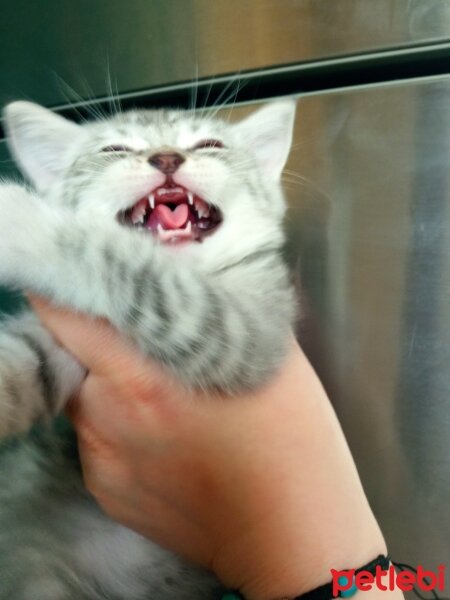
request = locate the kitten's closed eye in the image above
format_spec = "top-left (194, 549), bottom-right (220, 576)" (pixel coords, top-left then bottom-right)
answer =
top-left (192, 139), bottom-right (225, 150)
top-left (99, 141), bottom-right (225, 155)
top-left (100, 145), bottom-right (133, 153)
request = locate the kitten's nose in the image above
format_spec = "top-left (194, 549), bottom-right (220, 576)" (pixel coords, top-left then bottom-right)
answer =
top-left (148, 152), bottom-right (185, 174)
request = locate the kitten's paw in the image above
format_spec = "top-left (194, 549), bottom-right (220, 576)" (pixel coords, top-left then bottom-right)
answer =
top-left (0, 184), bottom-right (49, 284)
top-left (0, 313), bottom-right (85, 438)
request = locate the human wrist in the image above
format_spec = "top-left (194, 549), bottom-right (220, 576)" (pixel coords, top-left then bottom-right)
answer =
top-left (219, 556), bottom-right (407, 600)
top-left (213, 511), bottom-right (387, 600)
top-left (208, 345), bottom-right (388, 600)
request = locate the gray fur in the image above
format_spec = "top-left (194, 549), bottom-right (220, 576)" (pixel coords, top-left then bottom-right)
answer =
top-left (0, 99), bottom-right (296, 599)
top-left (0, 431), bottom-right (223, 600)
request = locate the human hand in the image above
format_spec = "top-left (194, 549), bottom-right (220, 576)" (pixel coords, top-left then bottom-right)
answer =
top-left (30, 296), bottom-right (388, 600)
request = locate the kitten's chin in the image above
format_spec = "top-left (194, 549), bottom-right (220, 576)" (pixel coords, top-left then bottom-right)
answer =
top-left (117, 182), bottom-right (222, 244)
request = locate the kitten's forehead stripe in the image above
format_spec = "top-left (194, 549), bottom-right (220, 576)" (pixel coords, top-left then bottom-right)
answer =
top-left (121, 109), bottom-right (183, 129)
top-left (115, 125), bottom-right (132, 137)
top-left (87, 108), bottom-right (227, 144)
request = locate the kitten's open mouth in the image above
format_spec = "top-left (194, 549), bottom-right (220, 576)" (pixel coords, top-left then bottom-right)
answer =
top-left (118, 184), bottom-right (222, 243)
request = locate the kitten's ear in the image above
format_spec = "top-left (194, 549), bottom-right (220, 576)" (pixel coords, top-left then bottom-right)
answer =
top-left (234, 99), bottom-right (296, 179)
top-left (3, 101), bottom-right (82, 190)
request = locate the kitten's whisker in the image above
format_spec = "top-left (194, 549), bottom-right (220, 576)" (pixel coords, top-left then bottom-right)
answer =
top-left (82, 76), bottom-right (111, 120)
top-left (205, 75), bottom-right (244, 121)
top-left (198, 76), bottom-right (216, 119)
top-left (190, 63), bottom-right (200, 116)
top-left (223, 75), bottom-right (247, 123)
top-left (52, 73), bottom-right (90, 124)
top-left (283, 169), bottom-right (308, 181)
top-left (105, 56), bottom-right (121, 116)
top-left (55, 76), bottom-right (108, 122)
top-left (281, 174), bottom-right (309, 185)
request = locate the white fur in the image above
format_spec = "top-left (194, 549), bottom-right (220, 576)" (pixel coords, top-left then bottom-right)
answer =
top-left (3, 100), bottom-right (295, 273)
top-left (0, 99), bottom-right (297, 599)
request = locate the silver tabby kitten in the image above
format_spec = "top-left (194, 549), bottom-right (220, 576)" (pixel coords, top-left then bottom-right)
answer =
top-left (0, 99), bottom-right (296, 599)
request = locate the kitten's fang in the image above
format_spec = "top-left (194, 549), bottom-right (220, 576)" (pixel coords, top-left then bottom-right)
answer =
top-left (119, 184), bottom-right (222, 244)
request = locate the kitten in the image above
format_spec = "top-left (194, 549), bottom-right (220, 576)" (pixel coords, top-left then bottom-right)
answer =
top-left (0, 99), bottom-right (296, 599)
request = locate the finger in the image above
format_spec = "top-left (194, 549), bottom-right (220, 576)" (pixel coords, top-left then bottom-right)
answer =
top-left (28, 294), bottom-right (150, 376)
top-left (66, 373), bottom-right (158, 441)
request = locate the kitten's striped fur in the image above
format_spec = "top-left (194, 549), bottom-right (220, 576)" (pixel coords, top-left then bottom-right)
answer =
top-left (0, 99), bottom-right (296, 599)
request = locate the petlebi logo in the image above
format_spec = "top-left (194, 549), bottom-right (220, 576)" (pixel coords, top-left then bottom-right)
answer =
top-left (331, 564), bottom-right (446, 596)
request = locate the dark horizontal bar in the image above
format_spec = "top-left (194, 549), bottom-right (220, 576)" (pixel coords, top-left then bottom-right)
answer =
top-left (1, 42), bottom-right (450, 140)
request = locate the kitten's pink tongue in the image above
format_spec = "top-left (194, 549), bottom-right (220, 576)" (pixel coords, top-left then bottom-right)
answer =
top-left (148, 204), bottom-right (189, 230)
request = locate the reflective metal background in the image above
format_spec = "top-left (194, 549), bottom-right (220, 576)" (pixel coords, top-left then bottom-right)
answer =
top-left (227, 79), bottom-right (450, 570)
top-left (1, 0), bottom-right (450, 107)
top-left (283, 77), bottom-right (450, 565)
top-left (0, 0), bottom-right (449, 577)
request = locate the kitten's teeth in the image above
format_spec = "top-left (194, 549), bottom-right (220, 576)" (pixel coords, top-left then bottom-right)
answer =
top-left (157, 224), bottom-right (164, 235)
top-left (185, 221), bottom-right (192, 233)
top-left (149, 194), bottom-right (155, 209)
top-left (158, 187), bottom-right (184, 195)
top-left (194, 198), bottom-right (210, 218)
top-left (131, 201), bottom-right (147, 224)
top-left (187, 191), bottom-right (194, 205)
top-left (132, 213), bottom-right (144, 225)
